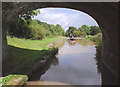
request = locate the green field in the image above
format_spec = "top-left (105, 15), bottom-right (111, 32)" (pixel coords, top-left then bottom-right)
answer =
top-left (3, 36), bottom-right (65, 75)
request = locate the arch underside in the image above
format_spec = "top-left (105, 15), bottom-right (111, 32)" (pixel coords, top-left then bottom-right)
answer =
top-left (2, 2), bottom-right (118, 85)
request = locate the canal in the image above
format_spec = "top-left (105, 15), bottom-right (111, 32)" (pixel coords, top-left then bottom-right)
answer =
top-left (39, 39), bottom-right (102, 85)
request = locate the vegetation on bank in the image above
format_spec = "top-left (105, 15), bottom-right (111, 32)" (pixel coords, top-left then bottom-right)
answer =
top-left (7, 36), bottom-right (65, 50)
top-left (0, 74), bottom-right (28, 86)
top-left (5, 8), bottom-right (102, 81)
top-left (85, 33), bottom-right (102, 59)
top-left (9, 19), bottom-right (65, 40)
top-left (3, 36), bottom-right (65, 76)
top-left (5, 9), bottom-right (66, 80)
top-left (8, 10), bottom-right (65, 40)
top-left (65, 25), bottom-right (100, 37)
top-left (85, 33), bottom-right (102, 46)
top-left (8, 9), bottom-right (100, 40)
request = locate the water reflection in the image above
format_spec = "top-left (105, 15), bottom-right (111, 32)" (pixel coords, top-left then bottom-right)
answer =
top-left (67, 39), bottom-right (95, 47)
top-left (39, 39), bottom-right (101, 85)
top-left (68, 40), bottom-right (76, 46)
top-left (29, 56), bottom-right (59, 81)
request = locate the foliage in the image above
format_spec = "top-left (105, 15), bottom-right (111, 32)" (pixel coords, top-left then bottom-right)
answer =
top-left (55, 24), bottom-right (65, 36)
top-left (49, 47), bottom-right (59, 55)
top-left (85, 33), bottom-right (102, 59)
top-left (8, 9), bottom-right (65, 40)
top-left (93, 33), bottom-right (102, 59)
top-left (85, 33), bottom-right (102, 45)
top-left (0, 74), bottom-right (28, 85)
top-left (29, 20), bottom-right (45, 40)
top-left (90, 26), bottom-right (101, 35)
top-left (65, 26), bottom-right (77, 36)
top-left (4, 36), bottom-right (65, 75)
top-left (73, 30), bottom-right (86, 37)
top-left (0, 74), bottom-right (14, 85)
top-left (9, 9), bottom-right (101, 39)
top-left (19, 9), bottom-right (40, 25)
top-left (19, 9), bottom-right (40, 20)
top-left (85, 35), bottom-right (95, 41)
top-left (78, 25), bottom-right (91, 35)
top-left (65, 25), bottom-right (100, 37)
top-left (9, 18), bottom-right (32, 39)
top-left (94, 33), bottom-right (102, 52)
top-left (9, 19), bottom-right (65, 40)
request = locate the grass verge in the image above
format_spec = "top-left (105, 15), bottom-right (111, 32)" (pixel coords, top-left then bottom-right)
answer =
top-left (7, 36), bottom-right (66, 50)
top-left (0, 74), bottom-right (28, 86)
top-left (3, 36), bottom-right (65, 76)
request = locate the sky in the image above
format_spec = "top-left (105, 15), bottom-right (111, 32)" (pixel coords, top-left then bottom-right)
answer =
top-left (33, 8), bottom-right (98, 31)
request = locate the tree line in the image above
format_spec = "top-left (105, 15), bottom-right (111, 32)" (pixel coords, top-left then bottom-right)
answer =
top-left (9, 19), bottom-right (65, 40)
top-left (8, 10), bottom-right (65, 40)
top-left (65, 25), bottom-right (101, 37)
top-left (8, 9), bottom-right (101, 40)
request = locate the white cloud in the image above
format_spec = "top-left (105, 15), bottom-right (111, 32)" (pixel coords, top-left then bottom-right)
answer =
top-left (33, 8), bottom-right (98, 31)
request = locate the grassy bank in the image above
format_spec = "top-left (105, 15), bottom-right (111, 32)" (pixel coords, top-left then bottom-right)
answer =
top-left (7, 36), bottom-right (66, 50)
top-left (3, 36), bottom-right (65, 76)
top-left (85, 33), bottom-right (102, 59)
top-left (0, 74), bottom-right (28, 85)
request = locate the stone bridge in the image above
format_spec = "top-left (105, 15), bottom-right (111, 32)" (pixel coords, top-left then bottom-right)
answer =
top-left (2, 2), bottom-right (118, 85)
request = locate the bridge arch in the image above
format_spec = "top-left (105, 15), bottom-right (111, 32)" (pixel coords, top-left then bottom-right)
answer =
top-left (2, 2), bottom-right (118, 85)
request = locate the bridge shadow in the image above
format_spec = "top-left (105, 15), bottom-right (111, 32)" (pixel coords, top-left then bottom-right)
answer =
top-left (94, 47), bottom-right (118, 85)
top-left (2, 45), bottom-right (58, 80)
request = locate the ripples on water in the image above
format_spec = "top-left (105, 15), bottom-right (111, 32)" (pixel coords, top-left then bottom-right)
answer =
top-left (40, 39), bottom-right (101, 85)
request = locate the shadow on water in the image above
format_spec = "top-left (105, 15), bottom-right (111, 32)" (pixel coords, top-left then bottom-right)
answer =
top-left (28, 56), bottom-right (59, 81)
top-left (94, 48), bottom-right (118, 85)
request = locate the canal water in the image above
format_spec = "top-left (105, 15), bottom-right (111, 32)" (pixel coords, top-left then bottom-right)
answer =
top-left (39, 39), bottom-right (102, 85)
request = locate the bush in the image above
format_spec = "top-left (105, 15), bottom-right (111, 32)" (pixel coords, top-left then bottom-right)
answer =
top-left (85, 33), bottom-right (102, 59)
top-left (79, 31), bottom-right (87, 37)
top-left (29, 23), bottom-right (45, 40)
top-left (9, 19), bottom-right (32, 39)
top-left (94, 33), bottom-right (102, 46)
top-left (85, 33), bottom-right (102, 44)
top-left (49, 47), bottom-right (58, 55)
top-left (85, 35), bottom-right (95, 41)
top-left (0, 74), bottom-right (28, 85)
top-left (90, 26), bottom-right (101, 35)
top-left (72, 30), bottom-right (87, 37)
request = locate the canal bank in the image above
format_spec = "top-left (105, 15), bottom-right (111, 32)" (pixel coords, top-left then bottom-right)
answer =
top-left (2, 38), bottom-right (105, 86)
top-left (27, 38), bottom-right (66, 81)
top-left (3, 36), bottom-right (65, 78)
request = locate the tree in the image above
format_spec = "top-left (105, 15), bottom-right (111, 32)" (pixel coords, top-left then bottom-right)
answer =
top-left (19, 9), bottom-right (40, 24)
top-left (9, 18), bottom-right (32, 39)
top-left (90, 26), bottom-right (100, 35)
top-left (65, 26), bottom-right (77, 36)
top-left (29, 22), bottom-right (45, 40)
top-left (8, 9), bottom-right (65, 40)
top-left (55, 24), bottom-right (65, 36)
top-left (19, 9), bottom-right (40, 20)
top-left (73, 30), bottom-right (86, 37)
top-left (78, 25), bottom-right (91, 35)
top-left (73, 30), bottom-right (79, 37)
